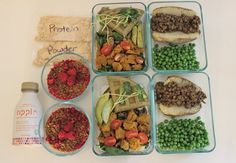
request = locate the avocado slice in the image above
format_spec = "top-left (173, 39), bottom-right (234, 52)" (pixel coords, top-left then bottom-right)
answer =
top-left (95, 93), bottom-right (110, 125)
top-left (102, 98), bottom-right (114, 124)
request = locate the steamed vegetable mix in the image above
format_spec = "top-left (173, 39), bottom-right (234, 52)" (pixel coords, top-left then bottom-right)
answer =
top-left (157, 117), bottom-right (209, 151)
top-left (95, 7), bottom-right (146, 72)
top-left (152, 43), bottom-right (200, 70)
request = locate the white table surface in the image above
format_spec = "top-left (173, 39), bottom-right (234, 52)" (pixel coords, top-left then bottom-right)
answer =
top-left (0, 0), bottom-right (235, 162)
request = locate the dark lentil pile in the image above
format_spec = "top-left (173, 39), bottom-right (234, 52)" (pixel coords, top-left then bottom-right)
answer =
top-left (151, 13), bottom-right (200, 33)
top-left (155, 81), bottom-right (206, 108)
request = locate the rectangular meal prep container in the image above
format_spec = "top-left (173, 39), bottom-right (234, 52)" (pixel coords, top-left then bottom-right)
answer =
top-left (150, 72), bottom-right (215, 154)
top-left (91, 73), bottom-right (155, 156)
top-left (91, 2), bottom-right (149, 74)
top-left (147, 1), bottom-right (208, 72)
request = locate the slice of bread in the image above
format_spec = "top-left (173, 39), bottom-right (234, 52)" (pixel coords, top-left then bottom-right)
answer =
top-left (152, 6), bottom-right (200, 44)
top-left (159, 76), bottom-right (202, 116)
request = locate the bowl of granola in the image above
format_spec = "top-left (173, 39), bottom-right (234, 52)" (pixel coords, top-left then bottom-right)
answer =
top-left (41, 52), bottom-right (91, 101)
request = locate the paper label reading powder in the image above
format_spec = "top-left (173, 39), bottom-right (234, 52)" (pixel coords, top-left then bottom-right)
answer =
top-left (33, 41), bottom-right (90, 66)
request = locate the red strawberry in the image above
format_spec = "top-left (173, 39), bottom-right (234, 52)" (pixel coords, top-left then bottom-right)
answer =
top-left (48, 78), bottom-right (54, 85)
top-left (63, 121), bottom-right (74, 132)
top-left (66, 131), bottom-right (76, 140)
top-left (58, 72), bottom-right (68, 83)
top-left (58, 131), bottom-right (67, 140)
top-left (67, 76), bottom-right (75, 87)
top-left (67, 68), bottom-right (77, 76)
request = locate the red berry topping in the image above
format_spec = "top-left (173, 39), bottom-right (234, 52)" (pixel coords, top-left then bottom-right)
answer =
top-left (67, 68), bottom-right (77, 76)
top-left (48, 78), bottom-right (54, 85)
top-left (67, 76), bottom-right (75, 87)
top-left (58, 72), bottom-right (68, 83)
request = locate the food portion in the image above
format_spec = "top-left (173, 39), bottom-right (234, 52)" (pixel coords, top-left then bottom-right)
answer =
top-left (47, 59), bottom-right (90, 100)
top-left (151, 6), bottom-right (201, 43)
top-left (150, 6), bottom-right (202, 71)
top-left (95, 76), bottom-right (151, 155)
top-left (95, 7), bottom-right (146, 72)
top-left (152, 43), bottom-right (199, 70)
top-left (45, 107), bottom-right (90, 152)
top-left (155, 76), bottom-right (206, 116)
top-left (157, 117), bottom-right (209, 151)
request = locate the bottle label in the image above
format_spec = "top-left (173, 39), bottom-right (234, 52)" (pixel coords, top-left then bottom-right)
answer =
top-left (13, 103), bottom-right (41, 145)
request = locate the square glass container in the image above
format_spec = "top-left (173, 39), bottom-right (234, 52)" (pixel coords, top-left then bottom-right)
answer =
top-left (150, 72), bottom-right (215, 154)
top-left (92, 73), bottom-right (154, 156)
top-left (147, 1), bottom-right (208, 72)
top-left (92, 2), bottom-right (149, 74)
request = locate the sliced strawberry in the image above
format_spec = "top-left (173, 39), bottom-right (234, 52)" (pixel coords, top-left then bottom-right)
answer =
top-left (67, 68), bottom-right (77, 76)
top-left (63, 121), bottom-right (74, 132)
top-left (66, 131), bottom-right (76, 140)
top-left (67, 76), bottom-right (75, 87)
top-left (58, 131), bottom-right (67, 140)
top-left (58, 72), bottom-right (68, 83)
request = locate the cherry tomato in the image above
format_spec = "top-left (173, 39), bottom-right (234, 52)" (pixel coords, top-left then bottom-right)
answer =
top-left (125, 130), bottom-right (138, 139)
top-left (104, 136), bottom-right (116, 146)
top-left (110, 120), bottom-right (122, 130)
top-left (101, 43), bottom-right (113, 56)
top-left (138, 132), bottom-right (148, 144)
top-left (120, 40), bottom-right (131, 51)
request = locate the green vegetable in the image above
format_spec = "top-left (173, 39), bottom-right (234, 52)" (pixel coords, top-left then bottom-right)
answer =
top-left (95, 93), bottom-right (110, 125)
top-left (137, 24), bottom-right (143, 48)
top-left (157, 117), bottom-right (209, 151)
top-left (102, 146), bottom-right (126, 155)
top-left (152, 43), bottom-right (200, 70)
top-left (131, 25), bottom-right (138, 45)
top-left (96, 32), bottom-right (107, 46)
top-left (112, 31), bottom-right (123, 42)
top-left (98, 65), bottom-right (113, 72)
top-left (102, 98), bottom-right (113, 124)
top-left (133, 84), bottom-right (147, 100)
top-left (119, 8), bottom-right (139, 22)
top-left (123, 81), bottom-right (132, 95)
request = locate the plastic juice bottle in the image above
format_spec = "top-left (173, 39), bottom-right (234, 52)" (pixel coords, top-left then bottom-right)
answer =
top-left (12, 82), bottom-right (42, 145)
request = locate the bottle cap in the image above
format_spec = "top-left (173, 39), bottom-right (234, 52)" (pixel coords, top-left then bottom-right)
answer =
top-left (21, 82), bottom-right (39, 92)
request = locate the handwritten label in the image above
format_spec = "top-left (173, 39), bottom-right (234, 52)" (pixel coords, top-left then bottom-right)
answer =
top-left (49, 24), bottom-right (79, 33)
top-left (33, 41), bottom-right (91, 66)
top-left (47, 44), bottom-right (77, 54)
top-left (35, 16), bottom-right (92, 42)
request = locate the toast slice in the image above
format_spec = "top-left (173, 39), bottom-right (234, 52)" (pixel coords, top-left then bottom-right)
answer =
top-left (107, 76), bottom-right (148, 112)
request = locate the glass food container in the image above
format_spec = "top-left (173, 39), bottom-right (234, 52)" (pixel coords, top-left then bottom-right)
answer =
top-left (147, 1), bottom-right (208, 72)
top-left (92, 73), bottom-right (154, 156)
top-left (41, 52), bottom-right (91, 102)
top-left (151, 72), bottom-right (215, 154)
top-left (92, 2), bottom-right (149, 74)
top-left (39, 102), bottom-right (91, 156)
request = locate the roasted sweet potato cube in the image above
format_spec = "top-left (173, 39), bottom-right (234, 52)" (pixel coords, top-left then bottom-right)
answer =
top-left (137, 114), bottom-right (150, 125)
top-left (127, 110), bottom-right (138, 122)
top-left (128, 138), bottom-right (141, 151)
top-left (115, 127), bottom-right (125, 140)
top-left (123, 120), bottom-right (138, 131)
top-left (120, 139), bottom-right (129, 151)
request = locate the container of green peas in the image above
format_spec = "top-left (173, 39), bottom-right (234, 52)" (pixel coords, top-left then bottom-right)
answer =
top-left (147, 1), bottom-right (208, 72)
top-left (150, 72), bottom-right (216, 154)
